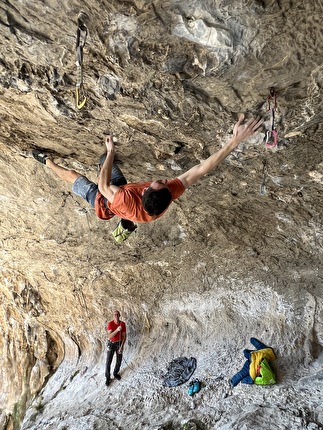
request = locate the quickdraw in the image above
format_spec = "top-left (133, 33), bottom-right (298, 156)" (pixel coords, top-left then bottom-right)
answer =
top-left (75, 17), bottom-right (88, 110)
top-left (265, 88), bottom-right (277, 148)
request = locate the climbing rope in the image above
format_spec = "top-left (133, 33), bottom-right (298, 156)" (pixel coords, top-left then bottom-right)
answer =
top-left (260, 159), bottom-right (268, 196)
top-left (265, 88), bottom-right (278, 148)
top-left (75, 16), bottom-right (88, 109)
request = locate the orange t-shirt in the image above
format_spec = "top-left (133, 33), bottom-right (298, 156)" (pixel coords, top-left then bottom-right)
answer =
top-left (107, 178), bottom-right (185, 223)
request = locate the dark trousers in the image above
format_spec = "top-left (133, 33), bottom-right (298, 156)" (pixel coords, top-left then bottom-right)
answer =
top-left (105, 341), bottom-right (123, 380)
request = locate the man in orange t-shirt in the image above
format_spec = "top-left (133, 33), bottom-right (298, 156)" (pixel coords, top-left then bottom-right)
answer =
top-left (32, 115), bottom-right (263, 231)
top-left (105, 310), bottom-right (127, 386)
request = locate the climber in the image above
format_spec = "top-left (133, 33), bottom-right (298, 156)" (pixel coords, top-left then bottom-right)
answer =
top-left (32, 142), bottom-right (137, 243)
top-left (32, 114), bottom-right (263, 233)
top-left (105, 310), bottom-right (127, 387)
top-left (230, 337), bottom-right (276, 387)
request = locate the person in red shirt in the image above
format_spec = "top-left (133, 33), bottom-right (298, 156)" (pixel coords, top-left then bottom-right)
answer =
top-left (105, 310), bottom-right (126, 386)
top-left (32, 114), bottom-right (263, 232)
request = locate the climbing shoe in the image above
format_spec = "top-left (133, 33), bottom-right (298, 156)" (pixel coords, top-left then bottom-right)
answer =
top-left (188, 381), bottom-right (194, 396)
top-left (112, 220), bottom-right (137, 243)
top-left (188, 379), bottom-right (201, 396)
top-left (32, 150), bottom-right (48, 164)
top-left (114, 374), bottom-right (121, 380)
top-left (192, 379), bottom-right (201, 394)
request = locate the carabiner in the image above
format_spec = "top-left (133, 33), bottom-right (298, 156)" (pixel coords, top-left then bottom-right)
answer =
top-left (75, 86), bottom-right (86, 110)
top-left (265, 129), bottom-right (278, 148)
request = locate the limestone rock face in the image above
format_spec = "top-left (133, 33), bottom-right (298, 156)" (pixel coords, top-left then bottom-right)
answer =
top-left (0, 0), bottom-right (323, 429)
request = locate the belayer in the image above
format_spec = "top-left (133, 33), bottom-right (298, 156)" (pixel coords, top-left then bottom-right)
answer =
top-left (105, 310), bottom-right (127, 387)
top-left (32, 114), bottom-right (263, 241)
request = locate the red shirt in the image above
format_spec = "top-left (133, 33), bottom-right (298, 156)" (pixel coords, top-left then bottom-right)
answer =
top-left (107, 320), bottom-right (126, 343)
top-left (106, 178), bottom-right (185, 222)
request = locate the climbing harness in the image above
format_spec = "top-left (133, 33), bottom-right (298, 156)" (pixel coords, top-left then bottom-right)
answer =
top-left (75, 17), bottom-right (88, 109)
top-left (265, 88), bottom-right (278, 148)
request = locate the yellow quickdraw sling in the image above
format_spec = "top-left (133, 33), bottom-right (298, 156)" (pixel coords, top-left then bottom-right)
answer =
top-left (75, 17), bottom-right (88, 109)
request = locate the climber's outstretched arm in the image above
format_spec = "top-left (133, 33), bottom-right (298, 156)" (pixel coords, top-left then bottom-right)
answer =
top-left (178, 115), bottom-right (263, 188)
